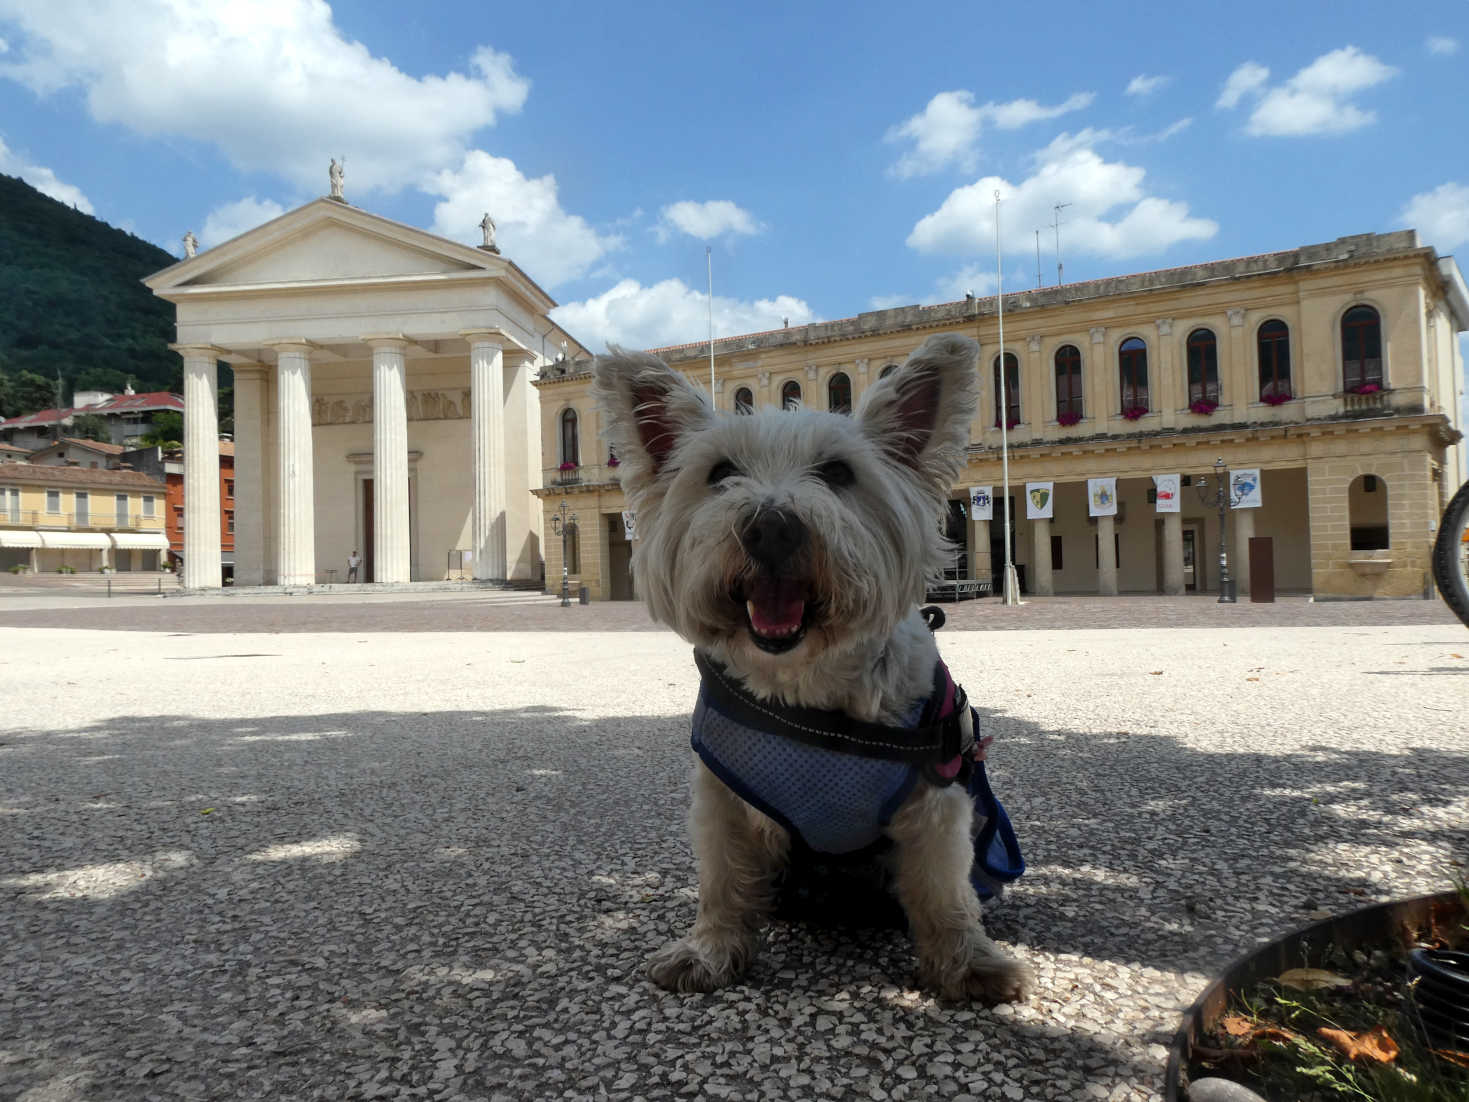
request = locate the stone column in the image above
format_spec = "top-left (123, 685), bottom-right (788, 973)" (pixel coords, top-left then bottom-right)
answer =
top-left (366, 337), bottom-right (411, 583)
top-left (272, 341), bottom-right (317, 586)
top-left (1161, 510), bottom-right (1184, 595)
top-left (1030, 516), bottom-right (1054, 595)
top-left (465, 330), bottom-right (507, 581)
top-left (177, 344), bottom-right (223, 589)
top-left (502, 349), bottom-right (534, 580)
top-left (1097, 513), bottom-right (1119, 595)
top-left (1233, 505), bottom-right (1255, 596)
top-left (232, 364), bottom-right (267, 586)
top-left (968, 516), bottom-right (991, 582)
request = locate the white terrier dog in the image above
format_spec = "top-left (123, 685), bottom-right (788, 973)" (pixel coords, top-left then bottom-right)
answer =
top-left (594, 333), bottom-right (1033, 1003)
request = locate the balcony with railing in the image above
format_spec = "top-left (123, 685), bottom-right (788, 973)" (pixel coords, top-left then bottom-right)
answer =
top-left (0, 510), bottom-right (166, 531)
top-left (541, 464), bottom-right (621, 489)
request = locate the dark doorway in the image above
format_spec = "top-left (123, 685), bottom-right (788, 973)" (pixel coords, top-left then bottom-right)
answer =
top-left (607, 514), bottom-right (635, 600)
top-left (363, 478), bottom-right (375, 583)
top-left (943, 499), bottom-right (967, 578)
top-left (1182, 524), bottom-right (1199, 593)
top-left (989, 495), bottom-right (1023, 593)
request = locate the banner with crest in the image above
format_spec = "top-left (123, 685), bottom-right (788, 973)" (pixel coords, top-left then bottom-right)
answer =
top-left (1087, 477), bottom-right (1118, 517)
top-left (1231, 468), bottom-right (1263, 509)
top-left (1025, 481), bottom-right (1054, 520)
top-left (1153, 473), bottom-right (1181, 513)
top-left (968, 486), bottom-right (993, 521)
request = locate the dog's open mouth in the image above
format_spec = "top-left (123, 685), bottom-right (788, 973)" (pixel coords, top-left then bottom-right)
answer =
top-left (739, 576), bottom-right (812, 654)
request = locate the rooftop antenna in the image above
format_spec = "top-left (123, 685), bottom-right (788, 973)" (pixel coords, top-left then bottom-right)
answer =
top-left (996, 190), bottom-right (1020, 607)
top-left (706, 246), bottom-right (716, 398)
top-left (1052, 202), bottom-right (1072, 286)
top-left (1035, 229), bottom-right (1043, 289)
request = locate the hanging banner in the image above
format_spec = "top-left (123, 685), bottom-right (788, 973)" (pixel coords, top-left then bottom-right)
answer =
top-left (967, 486), bottom-right (993, 521)
top-left (1087, 477), bottom-right (1118, 517)
top-left (1025, 481), bottom-right (1054, 519)
top-left (1152, 473), bottom-right (1181, 513)
top-left (1231, 468), bottom-right (1263, 509)
top-left (621, 510), bottom-right (637, 540)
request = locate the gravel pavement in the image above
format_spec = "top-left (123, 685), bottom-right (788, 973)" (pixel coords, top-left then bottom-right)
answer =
top-left (2, 593), bottom-right (1466, 1101)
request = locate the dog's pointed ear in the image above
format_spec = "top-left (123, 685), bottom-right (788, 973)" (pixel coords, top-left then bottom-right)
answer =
top-left (593, 347), bottom-right (713, 491)
top-left (858, 333), bottom-right (980, 495)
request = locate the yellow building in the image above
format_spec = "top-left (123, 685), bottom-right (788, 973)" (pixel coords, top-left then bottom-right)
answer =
top-left (534, 231), bottom-right (1467, 601)
top-left (0, 464), bottom-right (170, 573)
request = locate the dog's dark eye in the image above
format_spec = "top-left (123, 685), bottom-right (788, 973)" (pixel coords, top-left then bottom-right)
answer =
top-left (816, 460), bottom-right (854, 488)
top-left (708, 460), bottom-right (741, 486)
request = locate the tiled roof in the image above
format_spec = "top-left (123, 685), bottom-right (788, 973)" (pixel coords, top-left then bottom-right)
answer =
top-left (0, 442), bottom-right (28, 455)
top-left (0, 464), bottom-right (166, 490)
top-left (0, 393), bottom-right (183, 427)
top-left (33, 438), bottom-right (128, 456)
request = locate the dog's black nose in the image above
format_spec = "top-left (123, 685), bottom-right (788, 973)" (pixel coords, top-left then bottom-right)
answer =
top-left (740, 508), bottom-right (807, 569)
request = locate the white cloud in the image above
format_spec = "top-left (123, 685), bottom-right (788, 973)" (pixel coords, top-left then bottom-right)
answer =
top-left (1427, 35), bottom-right (1459, 56)
top-left (0, 35), bottom-right (8, 54)
top-left (426, 150), bottom-right (621, 287)
top-left (1216, 61), bottom-right (1270, 109)
top-left (885, 89), bottom-right (1094, 177)
top-left (199, 196), bottom-right (286, 248)
top-left (906, 131), bottom-right (1217, 261)
top-left (0, 135), bottom-right (93, 212)
top-left (550, 278), bottom-right (816, 352)
top-left (1399, 182), bottom-right (1469, 251)
top-left (1217, 47), bottom-right (1397, 137)
top-left (1125, 74), bottom-right (1168, 97)
top-left (656, 200), bottom-right (761, 242)
top-left (0, 0), bottom-right (528, 194)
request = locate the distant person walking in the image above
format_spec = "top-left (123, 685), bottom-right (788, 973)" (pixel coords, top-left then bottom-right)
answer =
top-left (347, 549), bottom-right (362, 583)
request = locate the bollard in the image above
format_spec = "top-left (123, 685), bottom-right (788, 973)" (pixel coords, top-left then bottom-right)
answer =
top-left (107, 578), bottom-right (112, 598)
top-left (578, 585), bottom-right (590, 605)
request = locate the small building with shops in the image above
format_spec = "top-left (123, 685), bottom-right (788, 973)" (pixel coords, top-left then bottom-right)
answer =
top-left (0, 463), bottom-right (170, 573)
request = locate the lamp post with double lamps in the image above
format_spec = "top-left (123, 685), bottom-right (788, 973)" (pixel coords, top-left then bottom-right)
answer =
top-left (549, 497), bottom-right (577, 607)
top-left (1194, 456), bottom-right (1243, 604)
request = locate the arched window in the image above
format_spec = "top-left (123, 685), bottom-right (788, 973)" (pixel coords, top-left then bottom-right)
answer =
top-left (781, 380), bottom-right (802, 410)
top-left (1348, 474), bottom-right (1389, 550)
top-left (1342, 305), bottom-right (1383, 392)
top-left (1119, 338), bottom-right (1149, 414)
top-left (1257, 320), bottom-right (1291, 401)
top-left (1054, 344), bottom-right (1083, 421)
top-left (827, 372), bottom-right (852, 414)
top-left (992, 353), bottom-right (1020, 427)
top-left (734, 387), bottom-right (754, 414)
top-left (1186, 328), bottom-right (1219, 406)
top-left (559, 408), bottom-right (580, 466)
top-left (879, 363), bottom-right (898, 379)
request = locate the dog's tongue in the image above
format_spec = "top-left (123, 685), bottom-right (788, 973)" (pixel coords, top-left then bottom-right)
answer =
top-left (746, 577), bottom-right (806, 636)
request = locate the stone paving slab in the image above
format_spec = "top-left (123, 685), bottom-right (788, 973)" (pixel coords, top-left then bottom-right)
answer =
top-left (0, 589), bottom-right (1458, 634)
top-left (1, 605), bottom-right (1466, 1101)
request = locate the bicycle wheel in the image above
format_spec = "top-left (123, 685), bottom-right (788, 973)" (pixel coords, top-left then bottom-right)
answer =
top-left (1432, 479), bottom-right (1469, 628)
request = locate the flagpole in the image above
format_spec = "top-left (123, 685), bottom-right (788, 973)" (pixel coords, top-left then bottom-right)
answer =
top-left (996, 191), bottom-right (1020, 606)
top-left (707, 246), bottom-right (716, 398)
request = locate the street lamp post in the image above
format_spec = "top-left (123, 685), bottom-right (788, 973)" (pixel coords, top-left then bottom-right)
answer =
top-left (549, 497), bottom-right (576, 607)
top-left (1194, 456), bottom-right (1239, 604)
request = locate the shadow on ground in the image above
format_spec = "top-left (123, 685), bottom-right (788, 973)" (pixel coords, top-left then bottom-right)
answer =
top-left (2, 704), bottom-right (1465, 1100)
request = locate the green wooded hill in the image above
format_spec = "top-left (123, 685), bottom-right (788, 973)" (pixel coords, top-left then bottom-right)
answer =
top-left (0, 173), bottom-right (179, 417)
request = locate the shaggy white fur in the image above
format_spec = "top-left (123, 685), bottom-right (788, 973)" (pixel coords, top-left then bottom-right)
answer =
top-left (593, 333), bottom-right (1033, 1003)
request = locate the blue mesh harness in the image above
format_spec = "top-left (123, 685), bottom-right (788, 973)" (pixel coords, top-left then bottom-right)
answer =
top-left (690, 650), bottom-right (1025, 900)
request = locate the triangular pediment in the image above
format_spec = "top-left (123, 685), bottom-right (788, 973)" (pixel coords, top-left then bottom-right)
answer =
top-left (147, 198), bottom-right (502, 292)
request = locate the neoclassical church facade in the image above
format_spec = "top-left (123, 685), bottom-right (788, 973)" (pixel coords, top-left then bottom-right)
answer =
top-left (148, 194), bottom-right (581, 588)
top-left (536, 231), bottom-right (1467, 601)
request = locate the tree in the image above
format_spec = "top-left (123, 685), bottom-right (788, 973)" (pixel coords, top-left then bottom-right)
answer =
top-left (70, 413), bottom-right (112, 443)
top-left (11, 370), bottom-right (56, 413)
top-left (139, 410), bottom-right (183, 448)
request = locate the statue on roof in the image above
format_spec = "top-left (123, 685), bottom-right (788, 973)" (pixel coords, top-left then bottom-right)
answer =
top-left (478, 212), bottom-right (499, 253)
top-left (182, 230), bottom-right (198, 258)
top-left (329, 157), bottom-right (345, 200)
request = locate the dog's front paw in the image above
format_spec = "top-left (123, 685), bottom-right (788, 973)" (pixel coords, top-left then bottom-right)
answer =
top-left (646, 937), bottom-right (750, 993)
top-left (923, 948), bottom-right (1035, 1005)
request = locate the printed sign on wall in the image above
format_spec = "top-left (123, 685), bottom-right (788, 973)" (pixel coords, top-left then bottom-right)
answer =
top-left (968, 486), bottom-right (993, 520)
top-left (1087, 477), bottom-right (1118, 517)
top-left (1153, 473), bottom-right (1181, 513)
top-left (1231, 468), bottom-right (1263, 509)
top-left (1025, 481), bottom-right (1054, 520)
top-left (621, 510), bottom-right (637, 540)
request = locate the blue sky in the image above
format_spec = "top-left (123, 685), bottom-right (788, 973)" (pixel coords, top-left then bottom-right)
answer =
top-left (1, 0), bottom-right (1466, 359)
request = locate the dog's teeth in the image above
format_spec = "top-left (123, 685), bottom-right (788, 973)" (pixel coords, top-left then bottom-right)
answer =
top-left (746, 599), bottom-right (757, 623)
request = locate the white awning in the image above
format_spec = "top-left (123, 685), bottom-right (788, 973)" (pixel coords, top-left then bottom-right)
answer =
top-left (37, 531), bottom-right (111, 549)
top-left (109, 532), bottom-right (170, 550)
top-left (0, 530), bottom-right (42, 548)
